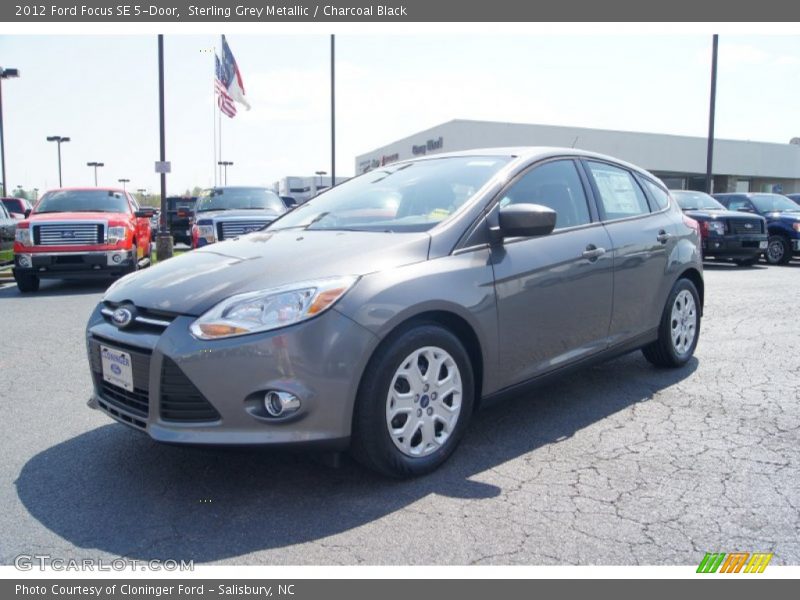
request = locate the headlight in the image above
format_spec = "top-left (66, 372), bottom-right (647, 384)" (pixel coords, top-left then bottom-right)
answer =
top-left (707, 220), bottom-right (725, 235)
top-left (196, 224), bottom-right (216, 242)
top-left (190, 276), bottom-right (359, 339)
top-left (107, 226), bottom-right (127, 244)
top-left (15, 228), bottom-right (32, 246)
top-left (793, 222), bottom-right (800, 233)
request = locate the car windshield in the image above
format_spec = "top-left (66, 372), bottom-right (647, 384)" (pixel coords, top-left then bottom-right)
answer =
top-left (750, 194), bottom-right (800, 213)
top-left (196, 188), bottom-right (284, 212)
top-left (267, 156), bottom-right (512, 233)
top-left (34, 190), bottom-right (130, 214)
top-left (673, 191), bottom-right (726, 211)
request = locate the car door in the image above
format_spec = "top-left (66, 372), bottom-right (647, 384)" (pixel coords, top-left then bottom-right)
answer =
top-left (582, 159), bottom-right (676, 344)
top-left (490, 158), bottom-right (614, 387)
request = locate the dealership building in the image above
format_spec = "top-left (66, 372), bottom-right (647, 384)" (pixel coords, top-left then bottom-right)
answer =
top-left (270, 174), bottom-right (349, 203)
top-left (355, 119), bottom-right (800, 194)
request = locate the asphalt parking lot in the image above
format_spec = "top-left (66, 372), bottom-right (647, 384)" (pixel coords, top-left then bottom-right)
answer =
top-left (0, 261), bottom-right (798, 566)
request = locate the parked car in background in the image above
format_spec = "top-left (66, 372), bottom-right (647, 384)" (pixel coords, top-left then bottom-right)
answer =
top-left (2, 197), bottom-right (34, 220)
top-left (191, 186), bottom-right (286, 248)
top-left (714, 193), bottom-right (800, 265)
top-left (0, 202), bottom-right (16, 254)
top-left (87, 148), bottom-right (703, 477)
top-left (12, 188), bottom-right (154, 292)
top-left (165, 196), bottom-right (197, 246)
top-left (671, 190), bottom-right (767, 266)
top-left (784, 193), bottom-right (800, 206)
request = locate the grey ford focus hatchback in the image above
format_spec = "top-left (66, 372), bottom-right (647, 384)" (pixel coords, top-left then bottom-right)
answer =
top-left (86, 148), bottom-right (703, 477)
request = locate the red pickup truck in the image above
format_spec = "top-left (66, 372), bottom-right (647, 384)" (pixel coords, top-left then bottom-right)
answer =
top-left (12, 188), bottom-right (154, 292)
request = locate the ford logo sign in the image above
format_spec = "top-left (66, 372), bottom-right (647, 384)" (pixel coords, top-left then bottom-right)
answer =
top-left (111, 307), bottom-right (135, 329)
top-left (744, 223), bottom-right (753, 229)
top-left (61, 231), bottom-right (76, 239)
top-left (110, 364), bottom-right (122, 375)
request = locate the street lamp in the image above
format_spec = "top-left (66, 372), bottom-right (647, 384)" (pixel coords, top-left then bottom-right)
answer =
top-left (1, 67), bottom-right (20, 197)
top-left (118, 178), bottom-right (130, 191)
top-left (314, 170), bottom-right (327, 192)
top-left (86, 161), bottom-right (104, 186)
top-left (46, 135), bottom-right (70, 187)
top-left (217, 160), bottom-right (233, 185)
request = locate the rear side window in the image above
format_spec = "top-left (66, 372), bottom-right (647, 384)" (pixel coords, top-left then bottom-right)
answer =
top-left (725, 197), bottom-right (752, 211)
top-left (643, 179), bottom-right (670, 210)
top-left (587, 161), bottom-right (651, 220)
top-left (498, 160), bottom-right (592, 230)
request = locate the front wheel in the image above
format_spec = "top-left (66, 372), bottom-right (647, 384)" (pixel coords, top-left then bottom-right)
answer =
top-left (766, 235), bottom-right (791, 265)
top-left (642, 278), bottom-right (701, 368)
top-left (14, 272), bottom-right (40, 293)
top-left (350, 324), bottom-right (475, 478)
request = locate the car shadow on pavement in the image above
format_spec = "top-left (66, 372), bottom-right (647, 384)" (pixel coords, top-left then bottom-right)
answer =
top-left (0, 278), bottom-right (111, 298)
top-left (15, 353), bottom-right (697, 563)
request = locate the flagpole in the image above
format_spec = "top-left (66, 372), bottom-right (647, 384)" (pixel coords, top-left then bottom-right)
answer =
top-left (218, 103), bottom-right (223, 185)
top-left (212, 47), bottom-right (217, 188)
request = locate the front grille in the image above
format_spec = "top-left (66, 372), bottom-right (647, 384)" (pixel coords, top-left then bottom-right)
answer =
top-left (34, 222), bottom-right (104, 246)
top-left (728, 219), bottom-right (764, 234)
top-left (160, 358), bottom-right (221, 422)
top-left (218, 220), bottom-right (271, 241)
top-left (88, 336), bottom-right (151, 419)
top-left (100, 302), bottom-right (176, 332)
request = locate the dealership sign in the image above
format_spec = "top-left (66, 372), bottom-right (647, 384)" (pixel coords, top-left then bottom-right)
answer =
top-left (412, 136), bottom-right (444, 155)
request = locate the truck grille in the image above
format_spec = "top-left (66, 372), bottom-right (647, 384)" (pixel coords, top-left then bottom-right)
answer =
top-left (88, 336), bottom-right (151, 420)
top-left (728, 219), bottom-right (764, 234)
top-left (34, 222), bottom-right (104, 246)
top-left (217, 220), bottom-right (271, 241)
top-left (160, 357), bottom-right (221, 422)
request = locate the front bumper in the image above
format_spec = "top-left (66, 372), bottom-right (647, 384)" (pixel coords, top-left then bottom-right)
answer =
top-left (701, 234), bottom-right (767, 259)
top-left (85, 304), bottom-right (378, 448)
top-left (14, 250), bottom-right (135, 279)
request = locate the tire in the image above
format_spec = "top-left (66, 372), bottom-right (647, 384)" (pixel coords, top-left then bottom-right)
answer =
top-left (766, 235), bottom-right (791, 265)
top-left (642, 278), bottom-right (701, 368)
top-left (734, 257), bottom-right (758, 267)
top-left (14, 272), bottom-right (40, 293)
top-left (350, 324), bottom-right (475, 478)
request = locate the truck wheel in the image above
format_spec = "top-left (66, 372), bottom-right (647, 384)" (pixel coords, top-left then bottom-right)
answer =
top-left (350, 324), bottom-right (475, 478)
top-left (14, 272), bottom-right (40, 293)
top-left (642, 278), bottom-right (701, 368)
top-left (766, 235), bottom-right (791, 265)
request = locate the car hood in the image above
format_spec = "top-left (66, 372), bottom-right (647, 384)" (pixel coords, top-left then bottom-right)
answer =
top-left (765, 211), bottom-right (800, 222)
top-left (194, 209), bottom-right (282, 221)
top-left (104, 229), bottom-right (431, 315)
top-left (684, 209), bottom-right (764, 222)
top-left (27, 211), bottom-right (129, 222)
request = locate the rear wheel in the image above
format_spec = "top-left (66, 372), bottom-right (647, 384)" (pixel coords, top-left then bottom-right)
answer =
top-left (642, 278), bottom-right (700, 368)
top-left (350, 324), bottom-right (475, 478)
top-left (766, 235), bottom-right (791, 265)
top-left (14, 272), bottom-right (40, 293)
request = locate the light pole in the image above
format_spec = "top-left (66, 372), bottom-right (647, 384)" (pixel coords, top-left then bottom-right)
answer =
top-left (136, 188), bottom-right (148, 204)
top-left (314, 170), bottom-right (327, 192)
top-left (33, 188), bottom-right (38, 201)
top-left (0, 67), bottom-right (20, 197)
top-left (87, 161), bottom-right (104, 186)
top-left (218, 160), bottom-right (233, 185)
top-left (118, 178), bottom-right (130, 191)
top-left (705, 34), bottom-right (719, 194)
top-left (46, 135), bottom-right (70, 187)
top-left (156, 34), bottom-right (174, 260)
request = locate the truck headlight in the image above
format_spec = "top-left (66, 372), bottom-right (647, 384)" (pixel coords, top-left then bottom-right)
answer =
top-left (190, 276), bottom-right (358, 339)
top-left (707, 220), bottom-right (725, 235)
top-left (792, 222), bottom-right (800, 233)
top-left (196, 224), bottom-right (216, 243)
top-left (15, 228), bottom-right (32, 246)
top-left (108, 226), bottom-right (127, 244)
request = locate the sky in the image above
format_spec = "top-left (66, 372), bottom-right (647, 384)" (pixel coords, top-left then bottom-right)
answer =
top-left (0, 33), bottom-right (799, 195)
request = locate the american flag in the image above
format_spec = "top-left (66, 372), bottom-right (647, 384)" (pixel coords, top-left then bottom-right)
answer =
top-left (215, 35), bottom-right (250, 119)
top-left (215, 54), bottom-right (236, 118)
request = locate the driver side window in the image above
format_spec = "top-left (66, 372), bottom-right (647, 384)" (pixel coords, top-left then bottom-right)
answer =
top-left (499, 160), bottom-right (592, 230)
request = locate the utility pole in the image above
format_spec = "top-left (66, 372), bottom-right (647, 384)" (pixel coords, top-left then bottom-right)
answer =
top-left (705, 34), bottom-right (719, 194)
top-left (156, 34), bottom-right (174, 260)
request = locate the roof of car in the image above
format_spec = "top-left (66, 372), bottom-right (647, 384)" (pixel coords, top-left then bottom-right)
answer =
top-left (44, 187), bottom-right (128, 194)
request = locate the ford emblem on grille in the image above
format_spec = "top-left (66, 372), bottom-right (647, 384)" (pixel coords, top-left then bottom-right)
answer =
top-left (111, 307), bottom-right (135, 328)
top-left (744, 223), bottom-right (753, 229)
top-left (61, 231), bottom-right (76, 239)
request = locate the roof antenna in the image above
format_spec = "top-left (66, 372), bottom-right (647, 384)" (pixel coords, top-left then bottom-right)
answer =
top-left (571, 136), bottom-right (579, 148)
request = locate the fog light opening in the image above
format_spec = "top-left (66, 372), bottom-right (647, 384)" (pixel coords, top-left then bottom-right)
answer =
top-left (264, 391), bottom-right (301, 418)
top-left (111, 253), bottom-right (123, 263)
top-left (18, 255), bottom-right (31, 268)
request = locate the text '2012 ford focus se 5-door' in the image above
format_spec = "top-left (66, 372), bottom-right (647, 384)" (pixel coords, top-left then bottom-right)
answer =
top-left (86, 148), bottom-right (703, 477)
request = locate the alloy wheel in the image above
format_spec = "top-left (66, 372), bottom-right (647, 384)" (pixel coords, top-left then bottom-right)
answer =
top-left (670, 290), bottom-right (697, 356)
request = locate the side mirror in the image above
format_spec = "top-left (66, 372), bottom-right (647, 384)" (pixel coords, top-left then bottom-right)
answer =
top-left (24, 209), bottom-right (32, 218)
top-left (497, 203), bottom-right (557, 239)
top-left (135, 208), bottom-right (155, 218)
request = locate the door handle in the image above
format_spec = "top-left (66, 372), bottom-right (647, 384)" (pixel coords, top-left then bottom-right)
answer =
top-left (582, 245), bottom-right (606, 261)
top-left (657, 230), bottom-right (672, 244)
